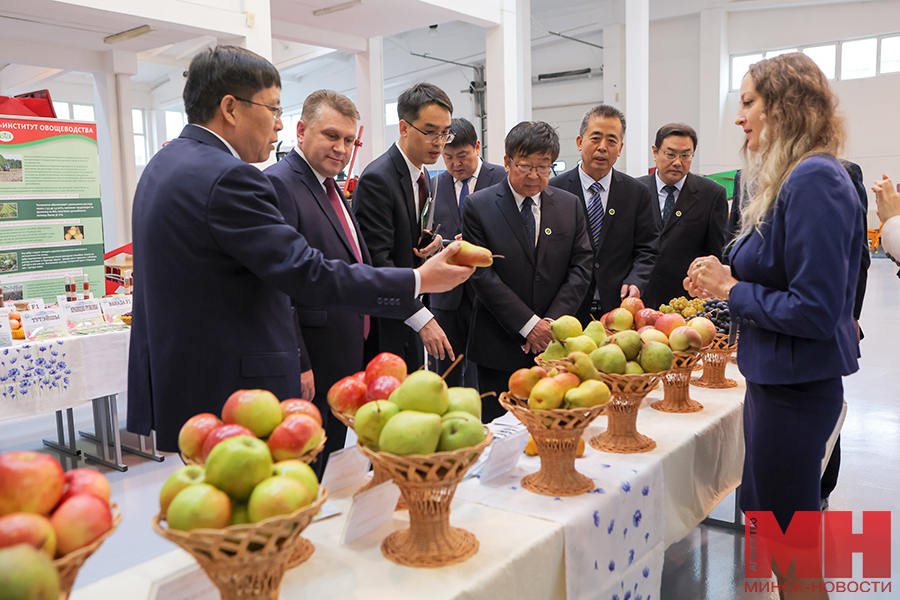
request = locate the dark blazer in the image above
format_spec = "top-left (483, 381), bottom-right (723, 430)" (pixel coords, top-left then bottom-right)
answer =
top-left (352, 144), bottom-right (431, 359)
top-left (550, 167), bottom-right (659, 319)
top-left (637, 172), bottom-right (728, 310)
top-left (462, 182), bottom-right (593, 372)
top-left (127, 126), bottom-right (417, 451)
top-left (431, 160), bottom-right (506, 311)
top-left (728, 154), bottom-right (863, 384)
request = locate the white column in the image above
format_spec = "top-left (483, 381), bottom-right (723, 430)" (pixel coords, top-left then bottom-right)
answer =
top-left (241, 0), bottom-right (273, 61)
top-left (603, 24), bottom-right (625, 110)
top-left (484, 0), bottom-right (530, 164)
top-left (624, 0), bottom-right (649, 177)
top-left (355, 36), bottom-right (386, 166)
top-left (698, 9), bottom-right (729, 175)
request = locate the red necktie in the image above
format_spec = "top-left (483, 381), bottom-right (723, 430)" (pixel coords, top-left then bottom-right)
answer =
top-left (326, 178), bottom-right (369, 337)
top-left (416, 172), bottom-right (428, 219)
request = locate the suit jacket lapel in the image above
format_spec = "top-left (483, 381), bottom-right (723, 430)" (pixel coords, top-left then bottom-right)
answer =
top-left (647, 176), bottom-right (663, 228)
top-left (389, 145), bottom-right (418, 239)
top-left (497, 185), bottom-right (536, 266)
top-left (535, 188), bottom-right (558, 266)
top-left (664, 173), bottom-right (699, 234)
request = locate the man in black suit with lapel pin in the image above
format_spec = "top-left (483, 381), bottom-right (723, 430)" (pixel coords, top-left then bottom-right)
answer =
top-left (353, 83), bottom-right (454, 370)
top-left (637, 123), bottom-right (727, 310)
top-left (549, 105), bottom-right (659, 323)
top-left (463, 121), bottom-right (593, 421)
top-left (431, 118), bottom-right (506, 387)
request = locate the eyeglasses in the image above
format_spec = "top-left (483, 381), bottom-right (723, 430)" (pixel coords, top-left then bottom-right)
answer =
top-left (661, 151), bottom-right (694, 161)
top-left (404, 121), bottom-right (455, 144)
top-left (508, 158), bottom-right (553, 176)
top-left (233, 96), bottom-right (283, 119)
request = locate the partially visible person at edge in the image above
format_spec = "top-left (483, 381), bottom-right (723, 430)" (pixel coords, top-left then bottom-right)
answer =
top-left (872, 174), bottom-right (900, 272)
top-left (686, 52), bottom-right (863, 600)
top-left (126, 46), bottom-right (475, 452)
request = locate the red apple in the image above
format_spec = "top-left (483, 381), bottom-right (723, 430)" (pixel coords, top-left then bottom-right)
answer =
top-left (200, 424), bottom-right (256, 463)
top-left (0, 452), bottom-right (64, 517)
top-left (634, 308), bottom-right (661, 329)
top-left (620, 297), bottom-right (645, 316)
top-left (669, 326), bottom-right (703, 352)
top-left (0, 513), bottom-right (56, 556)
top-left (247, 477), bottom-right (313, 523)
top-left (366, 375), bottom-right (402, 402)
top-left (352, 371), bottom-right (366, 384)
top-left (605, 307), bottom-right (635, 332)
top-left (689, 316), bottom-right (717, 346)
top-left (508, 366), bottom-right (547, 399)
top-left (50, 494), bottom-right (112, 556)
top-left (177, 413), bottom-right (222, 462)
top-left (59, 469), bottom-right (110, 506)
top-left (655, 313), bottom-right (687, 336)
top-left (327, 375), bottom-right (369, 415)
top-left (221, 389), bottom-right (283, 438)
top-left (267, 415), bottom-right (324, 462)
top-left (364, 352), bottom-right (407, 384)
top-left (165, 484), bottom-right (231, 532)
top-left (280, 399), bottom-right (322, 426)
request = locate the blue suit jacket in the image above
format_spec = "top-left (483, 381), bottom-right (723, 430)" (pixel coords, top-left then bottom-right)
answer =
top-left (431, 160), bottom-right (506, 311)
top-left (729, 154), bottom-right (863, 384)
top-left (127, 126), bottom-right (417, 451)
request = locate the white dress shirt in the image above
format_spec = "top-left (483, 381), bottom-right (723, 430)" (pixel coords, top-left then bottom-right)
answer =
top-left (883, 215), bottom-right (900, 258)
top-left (294, 148), bottom-right (362, 252)
top-left (454, 158), bottom-right (483, 205)
top-left (508, 180), bottom-right (543, 338)
top-left (578, 162), bottom-right (613, 213)
top-left (654, 171), bottom-right (687, 215)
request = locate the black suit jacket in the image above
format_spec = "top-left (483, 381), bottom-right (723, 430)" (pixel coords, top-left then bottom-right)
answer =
top-left (462, 182), bottom-right (593, 372)
top-left (637, 172), bottom-right (728, 310)
top-left (431, 160), bottom-right (506, 311)
top-left (549, 167), bottom-right (659, 319)
top-left (127, 126), bottom-right (417, 451)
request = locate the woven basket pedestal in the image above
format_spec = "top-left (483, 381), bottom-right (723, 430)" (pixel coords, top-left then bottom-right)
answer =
top-left (55, 504), bottom-right (122, 600)
top-left (152, 490), bottom-right (327, 600)
top-left (652, 350), bottom-right (704, 413)
top-left (590, 372), bottom-right (666, 454)
top-left (691, 333), bottom-right (738, 389)
top-left (499, 392), bottom-right (605, 496)
top-left (357, 432), bottom-right (491, 568)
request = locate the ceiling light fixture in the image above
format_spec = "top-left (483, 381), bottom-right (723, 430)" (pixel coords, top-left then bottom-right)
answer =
top-left (104, 25), bottom-right (155, 45)
top-left (313, 0), bottom-right (362, 17)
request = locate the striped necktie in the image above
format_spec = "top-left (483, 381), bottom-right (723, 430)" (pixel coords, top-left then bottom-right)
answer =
top-left (587, 181), bottom-right (604, 247)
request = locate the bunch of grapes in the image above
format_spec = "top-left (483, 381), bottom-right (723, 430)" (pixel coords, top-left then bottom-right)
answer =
top-left (688, 298), bottom-right (730, 335)
top-left (659, 296), bottom-right (704, 317)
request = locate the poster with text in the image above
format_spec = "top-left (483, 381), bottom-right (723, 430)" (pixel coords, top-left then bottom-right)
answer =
top-left (0, 115), bottom-right (105, 304)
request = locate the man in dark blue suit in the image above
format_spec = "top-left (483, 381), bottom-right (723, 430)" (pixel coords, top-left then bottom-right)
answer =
top-left (353, 84), bottom-right (454, 370)
top-left (463, 122), bottom-right (593, 421)
top-left (431, 118), bottom-right (506, 387)
top-left (549, 105), bottom-right (659, 323)
top-left (127, 47), bottom-right (475, 452)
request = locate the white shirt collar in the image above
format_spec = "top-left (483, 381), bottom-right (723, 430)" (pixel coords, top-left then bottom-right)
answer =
top-left (458, 157), bottom-right (483, 184)
top-left (293, 147), bottom-right (327, 187)
top-left (395, 142), bottom-right (424, 184)
top-left (190, 124), bottom-right (240, 160)
top-left (508, 180), bottom-right (541, 209)
top-left (578, 162), bottom-right (613, 194)
top-left (655, 171), bottom-right (687, 193)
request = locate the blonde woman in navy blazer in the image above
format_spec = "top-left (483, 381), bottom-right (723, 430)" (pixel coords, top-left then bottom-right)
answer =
top-left (686, 53), bottom-right (863, 596)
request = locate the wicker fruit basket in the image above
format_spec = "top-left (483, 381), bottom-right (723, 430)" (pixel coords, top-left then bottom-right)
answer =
top-left (691, 333), bottom-right (738, 389)
top-left (152, 489), bottom-right (327, 600)
top-left (590, 372), bottom-right (667, 453)
top-left (651, 348), bottom-right (707, 413)
top-left (356, 431), bottom-right (492, 568)
top-left (330, 408), bottom-right (398, 498)
top-left (499, 392), bottom-right (605, 496)
top-left (54, 504), bottom-right (122, 600)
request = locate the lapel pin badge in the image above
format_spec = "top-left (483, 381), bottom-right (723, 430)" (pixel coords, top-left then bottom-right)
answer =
top-left (675, 210), bottom-right (682, 217)
top-left (544, 227), bottom-right (552, 235)
top-left (608, 208), bottom-right (615, 215)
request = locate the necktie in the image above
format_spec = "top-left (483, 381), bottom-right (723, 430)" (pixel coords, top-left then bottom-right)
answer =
top-left (662, 184), bottom-right (677, 223)
top-left (521, 196), bottom-right (536, 251)
top-left (416, 172), bottom-right (428, 219)
top-left (326, 177), bottom-right (369, 337)
top-left (458, 177), bottom-right (471, 217)
top-left (587, 181), bottom-right (605, 247)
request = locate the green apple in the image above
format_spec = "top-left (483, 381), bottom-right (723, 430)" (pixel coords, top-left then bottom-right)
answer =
top-left (639, 341), bottom-right (674, 373)
top-left (247, 477), bottom-right (313, 523)
top-left (166, 483), bottom-right (232, 531)
top-left (528, 377), bottom-right (566, 410)
top-left (625, 361), bottom-right (645, 374)
top-left (549, 315), bottom-right (582, 342)
top-left (583, 320), bottom-right (608, 346)
top-left (591, 345), bottom-right (627, 374)
top-left (564, 379), bottom-right (610, 408)
top-left (437, 411), bottom-right (485, 451)
top-left (204, 436), bottom-right (273, 501)
top-left (542, 340), bottom-right (567, 360)
top-left (0, 544), bottom-right (60, 600)
top-left (378, 411), bottom-right (442, 455)
top-left (159, 465), bottom-right (205, 514)
top-left (565, 335), bottom-right (598, 355)
top-left (392, 371), bottom-right (449, 415)
top-left (353, 400), bottom-right (400, 448)
top-left (446, 387), bottom-right (482, 418)
top-left (565, 351), bottom-right (600, 381)
top-left (221, 390), bottom-right (283, 439)
top-left (231, 502), bottom-right (251, 525)
top-left (272, 460), bottom-right (320, 499)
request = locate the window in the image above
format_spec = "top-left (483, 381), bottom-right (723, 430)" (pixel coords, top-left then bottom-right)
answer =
top-left (765, 48), bottom-right (797, 59)
top-left (880, 35), bottom-right (900, 74)
top-left (277, 114), bottom-right (300, 148)
top-left (165, 111), bottom-right (187, 142)
top-left (53, 102), bottom-right (70, 119)
top-left (841, 38), bottom-right (877, 80)
top-left (133, 109), bottom-right (147, 166)
top-left (731, 54), bottom-right (763, 90)
top-left (385, 102), bottom-right (399, 126)
top-left (552, 160), bottom-right (566, 175)
top-left (71, 104), bottom-right (95, 121)
top-left (802, 45), bottom-right (837, 80)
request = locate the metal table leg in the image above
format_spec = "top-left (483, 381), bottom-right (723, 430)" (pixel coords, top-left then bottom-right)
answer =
top-left (79, 395), bottom-right (164, 462)
top-left (82, 396), bottom-right (127, 472)
top-left (702, 484), bottom-right (744, 532)
top-left (42, 409), bottom-right (81, 456)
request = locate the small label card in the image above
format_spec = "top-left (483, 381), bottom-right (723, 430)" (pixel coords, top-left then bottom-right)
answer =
top-left (20, 308), bottom-right (67, 341)
top-left (340, 481), bottom-right (401, 545)
top-left (99, 295), bottom-right (132, 322)
top-left (320, 446), bottom-right (371, 492)
top-left (479, 424), bottom-right (529, 482)
top-left (149, 564), bottom-right (219, 600)
top-left (0, 307), bottom-right (12, 347)
top-left (62, 299), bottom-right (104, 330)
top-left (13, 298), bottom-right (44, 312)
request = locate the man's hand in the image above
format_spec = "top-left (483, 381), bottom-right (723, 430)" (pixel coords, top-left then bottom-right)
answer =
top-left (417, 241), bottom-right (476, 294)
top-left (620, 284), bottom-right (641, 300)
top-left (414, 231), bottom-right (443, 259)
top-left (873, 175), bottom-right (900, 223)
top-left (419, 318), bottom-right (454, 361)
top-left (524, 319), bottom-right (554, 354)
top-left (300, 370), bottom-right (315, 401)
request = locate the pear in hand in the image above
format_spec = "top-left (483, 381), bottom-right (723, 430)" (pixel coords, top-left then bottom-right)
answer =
top-left (447, 241), bottom-right (494, 267)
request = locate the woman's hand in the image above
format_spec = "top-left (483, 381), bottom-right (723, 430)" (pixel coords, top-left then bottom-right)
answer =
top-left (872, 175), bottom-right (900, 223)
top-left (687, 256), bottom-right (738, 299)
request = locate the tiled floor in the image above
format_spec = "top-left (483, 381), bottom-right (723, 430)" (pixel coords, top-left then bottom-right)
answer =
top-left (1, 258), bottom-right (897, 597)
